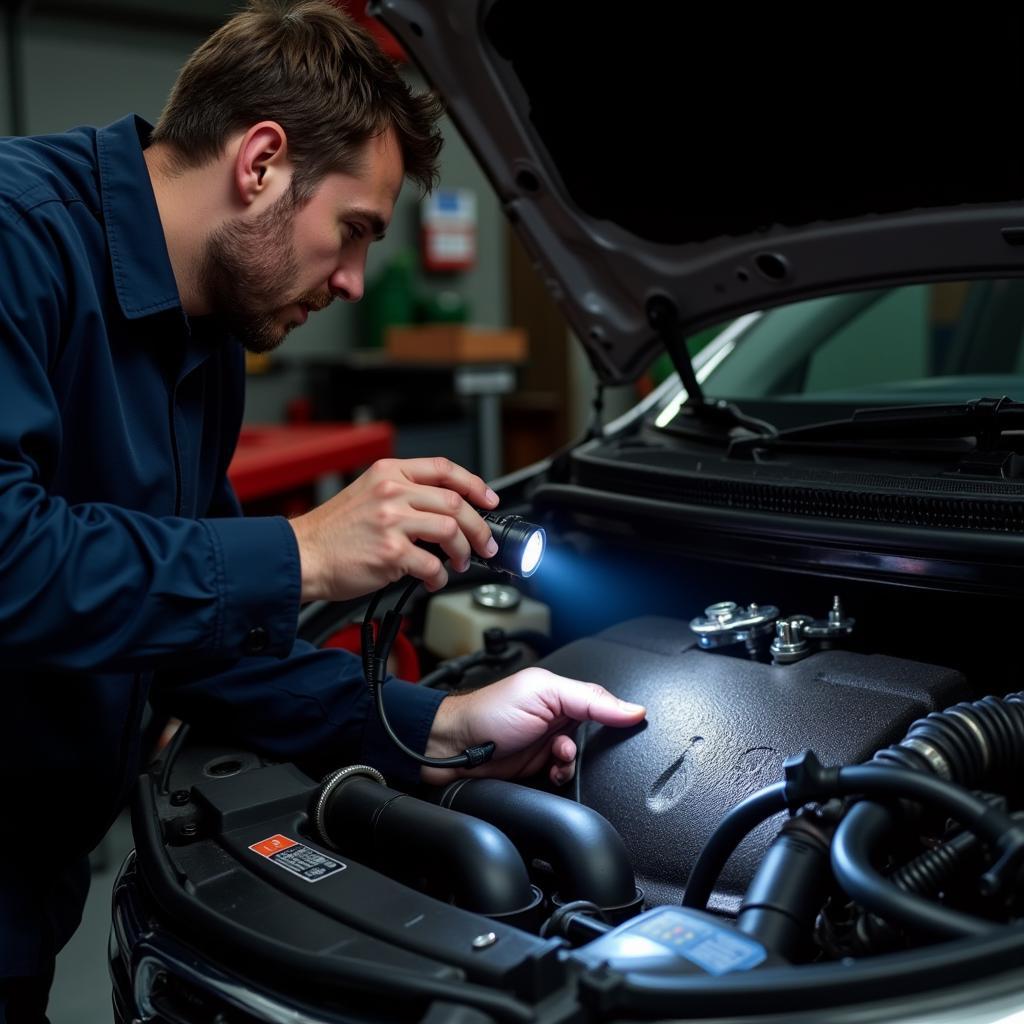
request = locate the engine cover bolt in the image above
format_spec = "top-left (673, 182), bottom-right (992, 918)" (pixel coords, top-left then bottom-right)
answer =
top-left (771, 618), bottom-right (811, 664)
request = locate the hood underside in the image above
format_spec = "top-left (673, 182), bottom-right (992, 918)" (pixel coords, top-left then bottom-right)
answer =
top-left (374, 1), bottom-right (1024, 383)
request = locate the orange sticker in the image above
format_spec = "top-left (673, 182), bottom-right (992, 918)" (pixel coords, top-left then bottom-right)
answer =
top-left (249, 834), bottom-right (298, 858)
top-left (248, 833), bottom-right (345, 882)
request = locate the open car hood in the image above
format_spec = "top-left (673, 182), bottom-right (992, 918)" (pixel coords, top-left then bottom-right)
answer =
top-left (373, 0), bottom-right (1024, 384)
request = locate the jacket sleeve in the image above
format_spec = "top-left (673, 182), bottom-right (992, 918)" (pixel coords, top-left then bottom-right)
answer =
top-left (0, 194), bottom-right (300, 671)
top-left (152, 641), bottom-right (447, 787)
top-left (158, 436), bottom-right (446, 785)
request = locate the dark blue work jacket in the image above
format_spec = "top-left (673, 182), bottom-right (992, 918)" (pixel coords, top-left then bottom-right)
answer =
top-left (0, 115), bottom-right (442, 975)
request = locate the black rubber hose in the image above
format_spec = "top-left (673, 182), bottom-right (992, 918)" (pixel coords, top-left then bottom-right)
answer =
top-left (833, 803), bottom-right (993, 940)
top-left (540, 901), bottom-right (612, 945)
top-left (687, 760), bottom-right (1024, 915)
top-left (418, 651), bottom-right (487, 689)
top-left (736, 818), bottom-right (832, 958)
top-left (323, 776), bottom-right (536, 917)
top-left (829, 693), bottom-right (1024, 938)
top-left (891, 826), bottom-right (984, 897)
top-left (682, 783), bottom-right (788, 910)
top-left (888, 798), bottom-right (1015, 897)
top-left (826, 767), bottom-right (1024, 938)
top-left (832, 765), bottom-right (1024, 874)
top-left (439, 778), bottom-right (638, 910)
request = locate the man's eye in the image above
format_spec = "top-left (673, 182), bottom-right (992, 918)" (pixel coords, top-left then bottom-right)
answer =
top-left (347, 223), bottom-right (364, 241)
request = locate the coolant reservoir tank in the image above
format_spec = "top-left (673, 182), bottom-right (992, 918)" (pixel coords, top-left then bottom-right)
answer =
top-left (424, 584), bottom-right (551, 659)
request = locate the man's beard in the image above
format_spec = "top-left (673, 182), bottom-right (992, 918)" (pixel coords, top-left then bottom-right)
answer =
top-left (199, 191), bottom-right (331, 354)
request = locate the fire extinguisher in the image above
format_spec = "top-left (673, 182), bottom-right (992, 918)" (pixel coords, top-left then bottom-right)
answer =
top-left (420, 189), bottom-right (477, 273)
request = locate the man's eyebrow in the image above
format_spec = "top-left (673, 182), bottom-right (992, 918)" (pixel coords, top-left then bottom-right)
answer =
top-left (349, 207), bottom-right (387, 240)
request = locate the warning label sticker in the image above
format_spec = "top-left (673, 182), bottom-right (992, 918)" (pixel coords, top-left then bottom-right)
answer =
top-left (248, 834), bottom-right (346, 883)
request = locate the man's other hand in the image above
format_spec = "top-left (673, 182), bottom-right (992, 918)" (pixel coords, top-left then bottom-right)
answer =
top-left (419, 667), bottom-right (647, 786)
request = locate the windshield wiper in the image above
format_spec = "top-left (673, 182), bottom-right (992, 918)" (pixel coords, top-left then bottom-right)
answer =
top-left (727, 397), bottom-right (1024, 473)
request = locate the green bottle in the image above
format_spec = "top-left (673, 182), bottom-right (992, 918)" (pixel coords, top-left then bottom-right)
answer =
top-left (360, 249), bottom-right (417, 348)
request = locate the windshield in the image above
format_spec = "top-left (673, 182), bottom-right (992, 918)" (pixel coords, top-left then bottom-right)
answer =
top-left (702, 280), bottom-right (1024, 409)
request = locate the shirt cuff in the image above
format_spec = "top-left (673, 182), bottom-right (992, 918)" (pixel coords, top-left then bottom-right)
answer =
top-left (202, 516), bottom-right (301, 658)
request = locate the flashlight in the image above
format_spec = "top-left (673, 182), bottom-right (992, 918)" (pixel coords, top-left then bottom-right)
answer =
top-left (472, 511), bottom-right (546, 578)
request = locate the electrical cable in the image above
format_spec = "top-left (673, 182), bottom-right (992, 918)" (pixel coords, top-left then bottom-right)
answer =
top-left (364, 573), bottom-right (495, 770)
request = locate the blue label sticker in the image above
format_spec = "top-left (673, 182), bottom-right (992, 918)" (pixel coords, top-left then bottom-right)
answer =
top-left (631, 909), bottom-right (767, 976)
top-left (437, 190), bottom-right (460, 212)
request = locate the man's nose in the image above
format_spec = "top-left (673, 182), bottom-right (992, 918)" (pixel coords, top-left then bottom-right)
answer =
top-left (329, 261), bottom-right (365, 303)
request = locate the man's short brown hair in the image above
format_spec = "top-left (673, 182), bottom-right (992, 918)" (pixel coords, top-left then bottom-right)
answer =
top-left (151, 0), bottom-right (443, 198)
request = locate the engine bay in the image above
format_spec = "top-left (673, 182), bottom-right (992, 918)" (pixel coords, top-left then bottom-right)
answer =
top-left (114, 535), bottom-right (1024, 1023)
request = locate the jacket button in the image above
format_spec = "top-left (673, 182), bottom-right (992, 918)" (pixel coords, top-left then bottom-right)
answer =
top-left (244, 626), bottom-right (269, 655)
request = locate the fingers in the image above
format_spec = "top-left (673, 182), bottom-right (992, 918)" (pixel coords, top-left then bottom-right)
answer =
top-left (404, 491), bottom-right (497, 565)
top-left (397, 457), bottom-right (499, 513)
top-left (551, 732), bottom-right (577, 764)
top-left (404, 511), bottom-right (474, 570)
top-left (539, 675), bottom-right (647, 728)
top-left (550, 733), bottom-right (577, 787)
top-left (518, 730), bottom-right (577, 783)
top-left (399, 543), bottom-right (448, 592)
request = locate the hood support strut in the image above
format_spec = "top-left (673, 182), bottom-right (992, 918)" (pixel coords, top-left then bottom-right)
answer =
top-left (647, 295), bottom-right (705, 407)
top-left (646, 295), bottom-right (779, 441)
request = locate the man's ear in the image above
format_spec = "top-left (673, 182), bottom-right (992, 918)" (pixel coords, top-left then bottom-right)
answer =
top-left (233, 121), bottom-right (291, 207)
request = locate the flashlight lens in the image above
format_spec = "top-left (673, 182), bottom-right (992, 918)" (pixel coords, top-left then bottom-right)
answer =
top-left (520, 530), bottom-right (545, 577)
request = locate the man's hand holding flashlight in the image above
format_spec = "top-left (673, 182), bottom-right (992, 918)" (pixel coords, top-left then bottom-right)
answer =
top-left (289, 457), bottom-right (499, 603)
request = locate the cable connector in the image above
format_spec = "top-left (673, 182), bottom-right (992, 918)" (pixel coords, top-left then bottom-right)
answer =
top-left (379, 609), bottom-right (402, 649)
top-left (462, 742), bottom-right (496, 768)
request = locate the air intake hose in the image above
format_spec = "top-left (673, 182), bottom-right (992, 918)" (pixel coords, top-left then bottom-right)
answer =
top-left (312, 766), bottom-right (540, 922)
top-left (438, 779), bottom-right (642, 921)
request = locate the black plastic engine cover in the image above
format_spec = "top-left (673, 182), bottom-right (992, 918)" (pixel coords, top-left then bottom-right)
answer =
top-left (537, 617), bottom-right (967, 912)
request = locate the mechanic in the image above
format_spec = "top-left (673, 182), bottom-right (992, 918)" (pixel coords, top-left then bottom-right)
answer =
top-left (0, 2), bottom-right (646, 1019)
